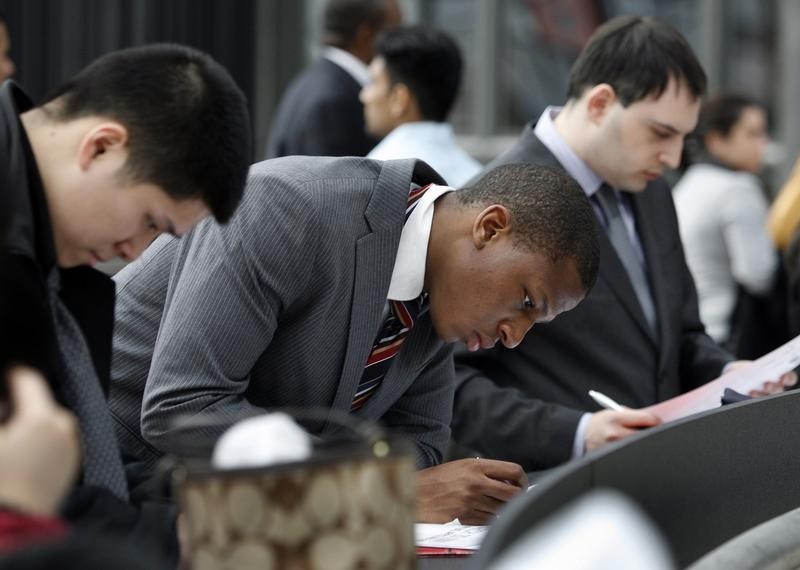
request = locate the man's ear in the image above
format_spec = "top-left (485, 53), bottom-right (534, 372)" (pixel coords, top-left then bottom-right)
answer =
top-left (77, 122), bottom-right (129, 172)
top-left (584, 84), bottom-right (617, 124)
top-left (472, 204), bottom-right (512, 249)
top-left (389, 83), bottom-right (413, 119)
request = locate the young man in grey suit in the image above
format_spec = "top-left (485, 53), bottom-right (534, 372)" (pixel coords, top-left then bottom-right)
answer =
top-left (109, 157), bottom-right (599, 524)
top-left (451, 16), bottom-right (796, 473)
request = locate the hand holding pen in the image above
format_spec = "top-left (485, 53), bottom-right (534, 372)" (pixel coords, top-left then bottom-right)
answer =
top-left (584, 389), bottom-right (661, 453)
top-left (588, 389), bottom-right (624, 411)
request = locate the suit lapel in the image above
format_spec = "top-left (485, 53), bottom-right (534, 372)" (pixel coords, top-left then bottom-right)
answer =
top-left (328, 159), bottom-right (424, 421)
top-left (331, 231), bottom-right (395, 414)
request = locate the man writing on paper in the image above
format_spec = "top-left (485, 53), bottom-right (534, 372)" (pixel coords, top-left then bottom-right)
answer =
top-left (108, 159), bottom-right (599, 524)
top-left (451, 16), bottom-right (796, 473)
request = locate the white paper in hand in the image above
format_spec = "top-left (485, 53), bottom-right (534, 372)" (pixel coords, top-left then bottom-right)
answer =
top-left (212, 412), bottom-right (312, 469)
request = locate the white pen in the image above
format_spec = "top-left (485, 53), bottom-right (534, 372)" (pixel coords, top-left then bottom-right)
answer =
top-left (588, 390), bottom-right (625, 411)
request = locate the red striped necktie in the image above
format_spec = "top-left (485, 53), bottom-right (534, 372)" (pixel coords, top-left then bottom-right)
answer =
top-left (350, 184), bottom-right (431, 412)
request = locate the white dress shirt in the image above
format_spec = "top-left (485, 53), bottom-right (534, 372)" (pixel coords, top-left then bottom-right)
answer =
top-left (368, 122), bottom-right (482, 188)
top-left (322, 46), bottom-right (370, 87)
top-left (388, 183), bottom-right (454, 300)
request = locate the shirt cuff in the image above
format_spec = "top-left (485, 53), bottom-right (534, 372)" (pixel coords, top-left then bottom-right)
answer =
top-left (571, 412), bottom-right (593, 459)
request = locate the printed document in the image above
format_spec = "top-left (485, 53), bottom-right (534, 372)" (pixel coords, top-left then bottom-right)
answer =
top-left (643, 333), bottom-right (800, 422)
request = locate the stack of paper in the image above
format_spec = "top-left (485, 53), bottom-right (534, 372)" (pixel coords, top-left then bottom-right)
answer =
top-left (415, 519), bottom-right (487, 557)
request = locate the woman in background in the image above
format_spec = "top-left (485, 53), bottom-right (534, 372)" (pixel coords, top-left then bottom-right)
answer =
top-left (674, 94), bottom-right (777, 352)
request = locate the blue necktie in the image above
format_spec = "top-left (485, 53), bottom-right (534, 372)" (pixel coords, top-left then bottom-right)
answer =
top-left (594, 184), bottom-right (658, 336)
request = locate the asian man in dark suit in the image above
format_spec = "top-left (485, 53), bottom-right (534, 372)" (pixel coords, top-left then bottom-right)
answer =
top-left (0, 44), bottom-right (252, 564)
top-left (451, 15), bottom-right (797, 472)
top-left (268, 0), bottom-right (401, 158)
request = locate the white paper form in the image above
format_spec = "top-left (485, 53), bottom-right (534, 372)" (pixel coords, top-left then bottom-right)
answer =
top-left (415, 519), bottom-right (488, 550)
top-left (643, 332), bottom-right (800, 422)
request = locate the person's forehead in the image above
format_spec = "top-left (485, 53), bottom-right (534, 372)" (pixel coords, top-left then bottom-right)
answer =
top-left (370, 58), bottom-right (392, 88)
top-left (369, 56), bottom-right (387, 76)
top-left (738, 106), bottom-right (766, 126)
top-left (625, 82), bottom-right (700, 130)
top-left (147, 189), bottom-right (208, 233)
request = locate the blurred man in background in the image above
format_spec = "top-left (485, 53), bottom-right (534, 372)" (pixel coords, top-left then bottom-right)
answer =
top-left (361, 24), bottom-right (482, 187)
top-left (268, 0), bottom-right (401, 158)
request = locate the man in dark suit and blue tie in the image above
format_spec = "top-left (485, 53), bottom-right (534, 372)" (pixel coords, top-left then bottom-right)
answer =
top-left (451, 15), bottom-right (797, 473)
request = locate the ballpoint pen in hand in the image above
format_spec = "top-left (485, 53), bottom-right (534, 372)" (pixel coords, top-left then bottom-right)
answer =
top-left (588, 390), bottom-right (625, 411)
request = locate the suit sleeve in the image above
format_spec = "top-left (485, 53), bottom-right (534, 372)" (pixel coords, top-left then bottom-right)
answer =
top-left (140, 183), bottom-right (322, 454)
top-left (379, 340), bottom-right (455, 469)
top-left (677, 269), bottom-right (735, 390)
top-left (452, 344), bottom-right (585, 473)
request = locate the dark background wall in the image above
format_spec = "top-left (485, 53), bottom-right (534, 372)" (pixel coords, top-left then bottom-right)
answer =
top-left (0, 0), bottom-right (254, 102)
top-left (0, 0), bottom-right (307, 158)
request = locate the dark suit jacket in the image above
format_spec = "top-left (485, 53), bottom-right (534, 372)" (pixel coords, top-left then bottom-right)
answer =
top-left (452, 123), bottom-right (733, 471)
top-left (268, 58), bottom-right (379, 158)
top-left (0, 80), bottom-right (178, 564)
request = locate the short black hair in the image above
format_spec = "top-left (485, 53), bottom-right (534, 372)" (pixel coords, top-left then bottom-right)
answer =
top-left (323, 0), bottom-right (392, 47)
top-left (376, 24), bottom-right (462, 122)
top-left (40, 43), bottom-right (252, 223)
top-left (697, 94), bottom-right (761, 138)
top-left (681, 94), bottom-right (762, 168)
top-left (567, 15), bottom-right (707, 106)
top-left (457, 164), bottom-right (600, 292)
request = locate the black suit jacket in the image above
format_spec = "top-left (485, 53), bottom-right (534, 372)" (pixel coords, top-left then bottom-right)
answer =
top-left (268, 58), bottom-right (379, 158)
top-left (0, 80), bottom-right (178, 564)
top-left (452, 123), bottom-right (733, 471)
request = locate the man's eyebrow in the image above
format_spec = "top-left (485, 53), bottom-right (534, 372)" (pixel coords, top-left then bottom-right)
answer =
top-left (650, 120), bottom-right (682, 135)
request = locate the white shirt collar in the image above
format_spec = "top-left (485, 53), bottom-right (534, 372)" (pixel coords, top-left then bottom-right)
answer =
top-left (322, 46), bottom-right (371, 87)
top-left (533, 106), bottom-right (604, 197)
top-left (387, 183), bottom-right (454, 300)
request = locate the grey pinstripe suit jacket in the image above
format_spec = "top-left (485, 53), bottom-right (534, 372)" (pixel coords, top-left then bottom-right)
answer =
top-left (109, 156), bottom-right (453, 470)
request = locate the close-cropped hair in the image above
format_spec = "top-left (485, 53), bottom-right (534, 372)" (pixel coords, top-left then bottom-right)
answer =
top-left (567, 15), bottom-right (707, 106)
top-left (376, 24), bottom-right (462, 122)
top-left (697, 94), bottom-right (761, 139)
top-left (457, 164), bottom-right (600, 292)
top-left (323, 0), bottom-right (390, 47)
top-left (39, 43), bottom-right (252, 223)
